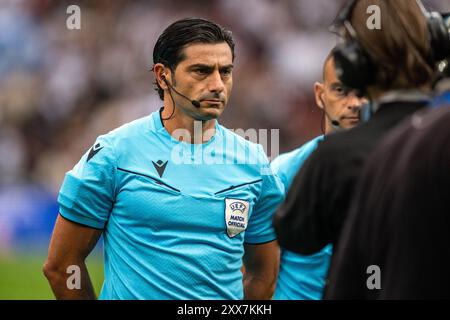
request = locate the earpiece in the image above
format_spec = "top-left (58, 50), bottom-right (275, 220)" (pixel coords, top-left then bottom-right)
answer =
top-left (160, 73), bottom-right (201, 108)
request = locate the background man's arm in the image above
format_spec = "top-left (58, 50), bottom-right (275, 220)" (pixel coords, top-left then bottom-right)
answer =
top-left (243, 240), bottom-right (280, 300)
top-left (43, 214), bottom-right (102, 300)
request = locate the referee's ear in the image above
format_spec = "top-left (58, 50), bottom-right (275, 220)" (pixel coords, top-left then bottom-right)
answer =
top-left (314, 82), bottom-right (325, 110)
top-left (153, 63), bottom-right (169, 90)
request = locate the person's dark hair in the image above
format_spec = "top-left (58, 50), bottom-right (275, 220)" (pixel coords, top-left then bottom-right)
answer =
top-left (350, 0), bottom-right (434, 90)
top-left (153, 17), bottom-right (235, 100)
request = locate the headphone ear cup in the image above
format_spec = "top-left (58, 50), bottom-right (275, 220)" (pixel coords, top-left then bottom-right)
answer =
top-left (427, 12), bottom-right (450, 62)
top-left (332, 42), bottom-right (375, 92)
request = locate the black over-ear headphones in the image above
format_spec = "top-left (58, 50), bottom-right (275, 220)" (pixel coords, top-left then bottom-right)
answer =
top-left (331, 0), bottom-right (450, 94)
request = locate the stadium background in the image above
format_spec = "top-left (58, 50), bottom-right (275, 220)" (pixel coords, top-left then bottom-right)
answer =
top-left (1, 0), bottom-right (449, 299)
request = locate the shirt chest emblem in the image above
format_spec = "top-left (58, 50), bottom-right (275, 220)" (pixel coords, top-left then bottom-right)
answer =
top-left (225, 198), bottom-right (250, 238)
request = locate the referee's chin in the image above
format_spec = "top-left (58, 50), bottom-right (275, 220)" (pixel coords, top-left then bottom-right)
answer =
top-left (194, 105), bottom-right (225, 121)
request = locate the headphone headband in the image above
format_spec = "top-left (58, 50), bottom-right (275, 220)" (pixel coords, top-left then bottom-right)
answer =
top-left (332, 0), bottom-right (450, 93)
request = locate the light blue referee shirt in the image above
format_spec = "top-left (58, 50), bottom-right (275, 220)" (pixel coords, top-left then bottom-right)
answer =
top-left (58, 109), bottom-right (284, 300)
top-left (271, 136), bottom-right (333, 300)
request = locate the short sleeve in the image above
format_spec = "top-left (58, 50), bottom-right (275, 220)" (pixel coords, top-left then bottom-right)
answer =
top-left (244, 146), bottom-right (285, 244)
top-left (57, 135), bottom-right (116, 229)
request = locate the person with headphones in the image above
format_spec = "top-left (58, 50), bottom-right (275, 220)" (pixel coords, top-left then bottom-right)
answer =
top-left (271, 49), bottom-right (367, 300)
top-left (44, 18), bottom-right (284, 300)
top-left (326, 104), bottom-right (450, 299)
top-left (326, 9), bottom-right (450, 299)
top-left (273, 0), bottom-right (450, 269)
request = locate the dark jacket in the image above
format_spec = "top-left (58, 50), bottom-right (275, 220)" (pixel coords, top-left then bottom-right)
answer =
top-left (274, 100), bottom-right (429, 255)
top-left (326, 106), bottom-right (450, 299)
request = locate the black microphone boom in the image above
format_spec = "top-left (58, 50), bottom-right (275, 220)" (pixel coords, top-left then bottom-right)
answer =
top-left (163, 78), bottom-right (201, 108)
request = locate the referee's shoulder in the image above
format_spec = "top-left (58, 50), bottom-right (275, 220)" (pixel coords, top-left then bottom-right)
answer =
top-left (101, 116), bottom-right (152, 140)
top-left (220, 125), bottom-right (263, 154)
top-left (280, 135), bottom-right (324, 162)
top-left (98, 115), bottom-right (153, 146)
top-left (271, 135), bottom-right (323, 177)
top-left (220, 125), bottom-right (270, 172)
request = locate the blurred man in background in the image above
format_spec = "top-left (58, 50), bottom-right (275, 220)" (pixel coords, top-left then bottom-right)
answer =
top-left (43, 17), bottom-right (283, 300)
top-left (271, 50), bottom-right (367, 300)
top-left (274, 0), bottom-right (446, 272)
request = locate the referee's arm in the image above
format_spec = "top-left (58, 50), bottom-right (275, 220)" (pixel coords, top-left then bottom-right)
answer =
top-left (243, 240), bottom-right (280, 300)
top-left (43, 214), bottom-right (102, 300)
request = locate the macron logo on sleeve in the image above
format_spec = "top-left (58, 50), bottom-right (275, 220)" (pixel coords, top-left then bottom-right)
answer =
top-left (87, 143), bottom-right (103, 162)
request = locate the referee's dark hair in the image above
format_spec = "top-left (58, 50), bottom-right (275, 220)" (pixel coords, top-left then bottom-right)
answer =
top-left (349, 0), bottom-right (434, 90)
top-left (153, 17), bottom-right (235, 100)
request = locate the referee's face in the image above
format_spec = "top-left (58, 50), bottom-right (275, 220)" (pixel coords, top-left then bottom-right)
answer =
top-left (170, 42), bottom-right (233, 121)
top-left (315, 57), bottom-right (368, 132)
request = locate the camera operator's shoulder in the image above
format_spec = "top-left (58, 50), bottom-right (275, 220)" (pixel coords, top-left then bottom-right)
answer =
top-left (314, 124), bottom-right (373, 166)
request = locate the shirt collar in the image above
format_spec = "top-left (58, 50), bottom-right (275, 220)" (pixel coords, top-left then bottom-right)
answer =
top-left (371, 90), bottom-right (432, 114)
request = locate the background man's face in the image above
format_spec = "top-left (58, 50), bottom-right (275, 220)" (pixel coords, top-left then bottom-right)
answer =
top-left (168, 42), bottom-right (233, 121)
top-left (315, 57), bottom-right (368, 131)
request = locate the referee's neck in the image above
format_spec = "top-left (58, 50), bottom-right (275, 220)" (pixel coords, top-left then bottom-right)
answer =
top-left (161, 110), bottom-right (217, 144)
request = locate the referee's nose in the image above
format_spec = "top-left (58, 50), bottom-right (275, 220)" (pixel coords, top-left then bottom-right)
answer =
top-left (207, 70), bottom-right (225, 94)
top-left (346, 93), bottom-right (367, 112)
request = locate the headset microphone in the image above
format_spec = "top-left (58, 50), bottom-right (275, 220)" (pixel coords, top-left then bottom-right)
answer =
top-left (162, 76), bottom-right (201, 108)
top-left (191, 100), bottom-right (201, 108)
top-left (331, 120), bottom-right (341, 127)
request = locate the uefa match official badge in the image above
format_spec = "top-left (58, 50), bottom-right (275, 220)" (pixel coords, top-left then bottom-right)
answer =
top-left (225, 198), bottom-right (249, 238)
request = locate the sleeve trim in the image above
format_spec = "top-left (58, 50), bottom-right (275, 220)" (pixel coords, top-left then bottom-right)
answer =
top-left (59, 210), bottom-right (105, 230)
top-left (244, 237), bottom-right (277, 245)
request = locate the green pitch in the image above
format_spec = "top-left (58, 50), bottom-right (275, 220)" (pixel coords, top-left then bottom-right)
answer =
top-left (0, 254), bottom-right (104, 300)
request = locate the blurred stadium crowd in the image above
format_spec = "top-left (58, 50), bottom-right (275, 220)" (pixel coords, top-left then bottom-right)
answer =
top-left (0, 0), bottom-right (449, 254)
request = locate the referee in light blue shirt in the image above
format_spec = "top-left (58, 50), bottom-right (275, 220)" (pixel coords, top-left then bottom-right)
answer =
top-left (43, 18), bottom-right (283, 300)
top-left (271, 51), bottom-right (367, 300)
